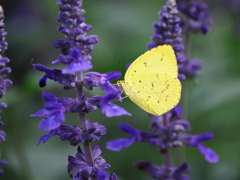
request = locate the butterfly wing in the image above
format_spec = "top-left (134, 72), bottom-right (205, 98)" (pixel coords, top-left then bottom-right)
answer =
top-left (122, 73), bottom-right (181, 115)
top-left (125, 45), bottom-right (178, 83)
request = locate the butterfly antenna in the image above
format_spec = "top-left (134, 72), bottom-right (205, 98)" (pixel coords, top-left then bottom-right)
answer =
top-left (118, 59), bottom-right (122, 74)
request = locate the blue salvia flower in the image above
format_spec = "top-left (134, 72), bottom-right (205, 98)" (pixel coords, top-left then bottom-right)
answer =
top-left (0, 5), bottom-right (12, 175)
top-left (31, 0), bottom-right (130, 179)
top-left (107, 0), bottom-right (218, 179)
top-left (148, 0), bottom-right (206, 80)
top-left (107, 106), bottom-right (219, 163)
top-left (176, 0), bottom-right (212, 34)
top-left (176, 0), bottom-right (212, 80)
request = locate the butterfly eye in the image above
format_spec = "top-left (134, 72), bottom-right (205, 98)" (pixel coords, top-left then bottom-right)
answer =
top-left (117, 80), bottom-right (122, 86)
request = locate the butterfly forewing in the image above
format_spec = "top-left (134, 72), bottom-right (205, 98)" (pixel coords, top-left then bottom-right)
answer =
top-left (125, 45), bottom-right (178, 83)
top-left (123, 73), bottom-right (181, 115)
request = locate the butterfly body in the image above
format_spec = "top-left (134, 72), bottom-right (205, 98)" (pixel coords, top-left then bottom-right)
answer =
top-left (120, 45), bottom-right (181, 116)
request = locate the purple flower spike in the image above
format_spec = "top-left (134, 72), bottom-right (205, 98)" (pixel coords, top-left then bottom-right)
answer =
top-left (32, 0), bottom-right (121, 178)
top-left (148, 0), bottom-right (185, 64)
top-left (0, 6), bottom-right (11, 176)
top-left (177, 1), bottom-right (212, 34)
top-left (54, 0), bottom-right (99, 59)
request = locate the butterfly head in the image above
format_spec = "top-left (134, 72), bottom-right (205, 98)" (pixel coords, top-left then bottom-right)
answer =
top-left (117, 80), bottom-right (123, 87)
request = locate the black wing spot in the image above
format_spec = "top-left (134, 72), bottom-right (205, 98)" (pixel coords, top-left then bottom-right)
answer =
top-left (134, 70), bottom-right (136, 72)
top-left (139, 80), bottom-right (141, 83)
top-left (157, 100), bottom-right (160, 103)
top-left (148, 96), bottom-right (151, 98)
top-left (143, 62), bottom-right (147, 67)
top-left (138, 91), bottom-right (140, 93)
top-left (151, 83), bottom-right (154, 87)
top-left (165, 95), bottom-right (169, 101)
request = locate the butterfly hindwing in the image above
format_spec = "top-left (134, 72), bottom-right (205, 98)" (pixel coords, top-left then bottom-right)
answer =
top-left (123, 73), bottom-right (181, 115)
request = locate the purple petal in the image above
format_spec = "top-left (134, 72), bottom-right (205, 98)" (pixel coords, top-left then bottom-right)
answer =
top-left (172, 162), bottom-right (190, 177)
top-left (102, 103), bottom-right (131, 117)
top-left (104, 71), bottom-right (121, 81)
top-left (95, 156), bottom-right (110, 169)
top-left (0, 130), bottom-right (6, 142)
top-left (75, 146), bottom-right (86, 162)
top-left (101, 82), bottom-right (119, 96)
top-left (92, 144), bottom-right (102, 160)
top-left (119, 124), bottom-right (141, 140)
top-left (44, 102), bottom-right (62, 110)
top-left (30, 109), bottom-right (53, 117)
top-left (62, 59), bottom-right (93, 73)
top-left (109, 173), bottom-right (118, 180)
top-left (0, 160), bottom-right (9, 165)
top-left (96, 170), bottom-right (108, 180)
top-left (37, 130), bottom-right (56, 146)
top-left (197, 144), bottom-right (219, 163)
top-left (62, 48), bottom-right (93, 73)
top-left (68, 156), bottom-right (89, 170)
top-left (42, 92), bottom-right (58, 102)
top-left (190, 133), bottom-right (214, 146)
top-left (106, 136), bottom-right (135, 151)
top-left (39, 75), bottom-right (48, 87)
top-left (172, 105), bottom-right (182, 119)
top-left (38, 111), bottom-right (65, 131)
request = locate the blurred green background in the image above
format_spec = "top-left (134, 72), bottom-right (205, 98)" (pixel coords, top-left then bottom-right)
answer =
top-left (0, 0), bottom-right (240, 180)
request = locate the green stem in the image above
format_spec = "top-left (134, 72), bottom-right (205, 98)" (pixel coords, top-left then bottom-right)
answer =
top-left (176, 0), bottom-right (191, 165)
top-left (163, 113), bottom-right (172, 167)
top-left (76, 71), bottom-right (94, 167)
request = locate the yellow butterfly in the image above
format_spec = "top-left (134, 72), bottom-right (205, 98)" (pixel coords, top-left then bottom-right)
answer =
top-left (118, 45), bottom-right (181, 116)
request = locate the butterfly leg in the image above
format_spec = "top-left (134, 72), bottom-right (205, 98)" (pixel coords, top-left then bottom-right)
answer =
top-left (117, 90), bottom-right (129, 103)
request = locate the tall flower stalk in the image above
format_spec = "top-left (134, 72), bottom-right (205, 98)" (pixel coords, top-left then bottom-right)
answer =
top-left (107, 0), bottom-right (218, 179)
top-left (31, 0), bottom-right (129, 179)
top-left (0, 5), bottom-right (12, 175)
